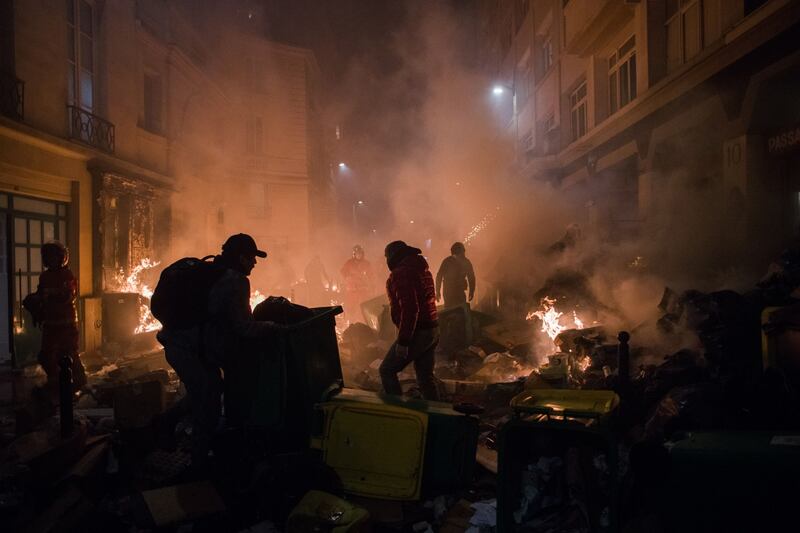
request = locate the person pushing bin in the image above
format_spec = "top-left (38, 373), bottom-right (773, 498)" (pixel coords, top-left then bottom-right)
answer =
top-left (152, 233), bottom-right (284, 468)
top-left (379, 240), bottom-right (440, 400)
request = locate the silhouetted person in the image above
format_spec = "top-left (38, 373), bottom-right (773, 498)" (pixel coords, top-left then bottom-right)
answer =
top-left (340, 244), bottom-right (374, 323)
top-left (28, 241), bottom-right (87, 402)
top-left (304, 255), bottom-right (330, 307)
top-left (156, 234), bottom-right (283, 467)
top-left (379, 241), bottom-right (440, 400)
top-left (435, 242), bottom-right (475, 308)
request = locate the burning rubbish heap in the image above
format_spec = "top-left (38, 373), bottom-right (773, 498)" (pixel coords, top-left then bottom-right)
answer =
top-left (4, 235), bottom-right (800, 533)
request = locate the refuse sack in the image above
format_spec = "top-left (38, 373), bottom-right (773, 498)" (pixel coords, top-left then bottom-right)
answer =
top-left (642, 349), bottom-right (708, 405)
top-left (643, 383), bottom-right (730, 442)
top-left (286, 490), bottom-right (369, 533)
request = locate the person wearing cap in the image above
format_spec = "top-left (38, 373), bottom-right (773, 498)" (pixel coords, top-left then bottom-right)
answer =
top-left (379, 240), bottom-right (440, 400)
top-left (435, 242), bottom-right (476, 308)
top-left (155, 233), bottom-right (282, 466)
top-left (340, 244), bottom-right (375, 324)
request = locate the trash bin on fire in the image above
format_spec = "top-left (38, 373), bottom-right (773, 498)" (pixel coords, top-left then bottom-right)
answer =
top-left (311, 387), bottom-right (479, 501)
top-left (496, 389), bottom-right (620, 533)
top-left (224, 303), bottom-right (344, 452)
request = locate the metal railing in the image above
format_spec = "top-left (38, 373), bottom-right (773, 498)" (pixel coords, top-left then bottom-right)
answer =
top-left (0, 71), bottom-right (24, 121)
top-left (67, 104), bottom-right (115, 153)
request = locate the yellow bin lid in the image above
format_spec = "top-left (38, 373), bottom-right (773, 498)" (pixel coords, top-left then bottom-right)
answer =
top-left (510, 389), bottom-right (620, 419)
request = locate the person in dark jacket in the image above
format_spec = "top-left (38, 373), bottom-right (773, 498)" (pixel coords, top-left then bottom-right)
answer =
top-left (379, 240), bottom-right (440, 400)
top-left (156, 234), bottom-right (282, 465)
top-left (435, 242), bottom-right (475, 308)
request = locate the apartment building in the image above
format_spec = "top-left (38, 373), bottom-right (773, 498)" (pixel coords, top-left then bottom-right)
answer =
top-left (480, 0), bottom-right (800, 273)
top-left (0, 0), bottom-right (328, 367)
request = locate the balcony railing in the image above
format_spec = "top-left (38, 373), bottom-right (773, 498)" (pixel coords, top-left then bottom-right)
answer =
top-left (67, 105), bottom-right (115, 153)
top-left (0, 71), bottom-right (24, 121)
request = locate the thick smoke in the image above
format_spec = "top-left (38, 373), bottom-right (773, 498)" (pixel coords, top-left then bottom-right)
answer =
top-left (161, 1), bottom-right (788, 362)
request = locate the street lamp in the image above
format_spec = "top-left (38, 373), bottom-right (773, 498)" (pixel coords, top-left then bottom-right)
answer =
top-left (352, 200), bottom-right (365, 233)
top-left (490, 82), bottom-right (518, 145)
top-left (338, 162), bottom-right (347, 169)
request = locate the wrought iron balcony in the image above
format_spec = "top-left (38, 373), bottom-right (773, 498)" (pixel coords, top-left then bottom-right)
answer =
top-left (67, 105), bottom-right (115, 153)
top-left (0, 71), bottom-right (24, 121)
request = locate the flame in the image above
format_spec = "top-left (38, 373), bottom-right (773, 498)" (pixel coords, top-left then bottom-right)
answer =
top-left (527, 297), bottom-right (586, 341)
top-left (110, 258), bottom-right (162, 334)
top-left (250, 289), bottom-right (266, 310)
top-left (573, 311), bottom-right (584, 330)
top-left (528, 297), bottom-right (565, 340)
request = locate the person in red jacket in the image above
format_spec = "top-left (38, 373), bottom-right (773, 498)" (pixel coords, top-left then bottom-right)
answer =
top-left (35, 242), bottom-right (86, 400)
top-left (379, 240), bottom-right (440, 400)
top-left (340, 244), bottom-right (375, 324)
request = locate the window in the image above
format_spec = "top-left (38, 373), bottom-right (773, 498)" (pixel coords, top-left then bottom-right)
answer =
top-left (744, 0), bottom-right (769, 16)
top-left (516, 50), bottom-right (532, 107)
top-left (543, 113), bottom-right (556, 132)
top-left (570, 82), bottom-right (587, 142)
top-left (609, 36), bottom-right (637, 115)
top-left (519, 129), bottom-right (533, 153)
top-left (514, 0), bottom-right (530, 32)
top-left (246, 57), bottom-right (266, 93)
top-left (666, 0), bottom-right (702, 72)
top-left (245, 116), bottom-right (264, 154)
top-left (142, 72), bottom-right (163, 133)
top-left (246, 182), bottom-right (268, 218)
top-left (500, 16), bottom-right (513, 57)
top-left (67, 0), bottom-right (94, 111)
top-left (542, 37), bottom-right (554, 74)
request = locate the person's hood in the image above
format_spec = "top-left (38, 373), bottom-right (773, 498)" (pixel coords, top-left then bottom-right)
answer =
top-left (389, 247), bottom-right (428, 272)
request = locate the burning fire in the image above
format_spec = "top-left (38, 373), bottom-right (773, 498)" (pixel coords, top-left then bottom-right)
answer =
top-left (112, 258), bottom-right (162, 334)
top-left (527, 297), bottom-right (585, 341)
top-left (250, 289), bottom-right (266, 310)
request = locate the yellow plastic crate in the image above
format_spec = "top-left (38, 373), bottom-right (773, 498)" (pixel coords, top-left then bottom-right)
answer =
top-left (510, 389), bottom-right (619, 419)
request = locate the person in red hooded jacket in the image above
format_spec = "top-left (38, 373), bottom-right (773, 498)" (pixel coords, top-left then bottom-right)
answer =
top-left (379, 240), bottom-right (440, 400)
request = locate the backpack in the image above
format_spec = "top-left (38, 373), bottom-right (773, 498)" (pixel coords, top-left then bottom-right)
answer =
top-left (150, 256), bottom-right (226, 330)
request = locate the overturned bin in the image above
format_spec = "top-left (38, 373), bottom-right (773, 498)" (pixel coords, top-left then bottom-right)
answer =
top-left (224, 305), bottom-right (344, 452)
top-left (311, 388), bottom-right (479, 501)
top-left (497, 389), bottom-right (620, 533)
